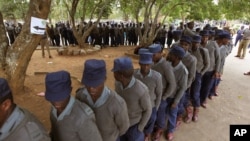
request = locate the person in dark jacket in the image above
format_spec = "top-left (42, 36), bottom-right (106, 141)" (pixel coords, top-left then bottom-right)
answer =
top-left (234, 26), bottom-right (244, 46)
top-left (167, 26), bottom-right (174, 48)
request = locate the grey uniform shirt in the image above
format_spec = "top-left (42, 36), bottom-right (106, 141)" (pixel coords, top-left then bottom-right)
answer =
top-left (76, 86), bottom-right (130, 141)
top-left (182, 51), bottom-right (197, 88)
top-left (0, 106), bottom-right (50, 141)
top-left (133, 69), bottom-right (163, 110)
top-left (170, 61), bottom-right (188, 105)
top-left (218, 45), bottom-right (229, 74)
top-left (202, 41), bottom-right (221, 72)
top-left (242, 28), bottom-right (250, 40)
top-left (115, 77), bottom-right (152, 132)
top-left (151, 57), bottom-right (176, 100)
top-left (190, 47), bottom-right (210, 75)
top-left (50, 96), bottom-right (102, 141)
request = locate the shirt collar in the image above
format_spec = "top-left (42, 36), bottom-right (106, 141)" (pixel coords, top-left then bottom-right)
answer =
top-left (0, 106), bottom-right (24, 140)
top-left (124, 76), bottom-right (136, 90)
top-left (184, 51), bottom-right (189, 57)
top-left (136, 69), bottom-right (152, 78)
top-left (52, 96), bottom-right (75, 121)
top-left (154, 57), bottom-right (164, 65)
top-left (173, 61), bottom-right (183, 71)
top-left (117, 76), bottom-right (136, 90)
top-left (83, 86), bottom-right (110, 108)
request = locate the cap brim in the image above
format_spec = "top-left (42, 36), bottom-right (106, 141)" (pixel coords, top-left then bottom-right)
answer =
top-left (45, 88), bottom-right (71, 102)
top-left (139, 61), bottom-right (153, 64)
top-left (82, 77), bottom-right (105, 87)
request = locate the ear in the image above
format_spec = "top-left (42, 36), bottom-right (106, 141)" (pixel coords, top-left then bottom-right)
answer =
top-left (0, 99), bottom-right (12, 112)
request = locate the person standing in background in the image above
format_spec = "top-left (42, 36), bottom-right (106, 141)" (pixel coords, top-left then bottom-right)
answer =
top-left (235, 25), bottom-right (250, 59)
top-left (234, 26), bottom-right (244, 46)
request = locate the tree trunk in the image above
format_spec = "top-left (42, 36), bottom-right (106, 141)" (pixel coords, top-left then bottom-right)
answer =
top-left (0, 12), bottom-right (9, 78)
top-left (69, 0), bottom-right (87, 48)
top-left (0, 0), bottom-right (52, 95)
top-left (69, 0), bottom-right (110, 48)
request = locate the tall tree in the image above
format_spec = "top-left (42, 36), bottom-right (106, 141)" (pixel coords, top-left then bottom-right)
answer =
top-left (119, 0), bottom-right (220, 47)
top-left (120, 0), bottom-right (190, 47)
top-left (0, 0), bottom-right (51, 95)
top-left (66, 0), bottom-right (114, 48)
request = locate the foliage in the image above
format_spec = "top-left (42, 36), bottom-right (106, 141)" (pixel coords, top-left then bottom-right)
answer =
top-left (218, 0), bottom-right (250, 21)
top-left (48, 0), bottom-right (114, 23)
top-left (1, 0), bottom-right (250, 23)
top-left (0, 0), bottom-right (28, 21)
top-left (95, 2), bottom-right (113, 19)
top-left (186, 0), bottom-right (220, 20)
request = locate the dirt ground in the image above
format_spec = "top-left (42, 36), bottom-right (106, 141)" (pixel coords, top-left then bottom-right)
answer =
top-left (14, 44), bottom-right (250, 141)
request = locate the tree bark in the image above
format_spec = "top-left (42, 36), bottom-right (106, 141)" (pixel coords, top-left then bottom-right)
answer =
top-left (0, 12), bottom-right (9, 78)
top-left (69, 0), bottom-right (111, 48)
top-left (0, 0), bottom-right (52, 95)
top-left (69, 0), bottom-right (86, 48)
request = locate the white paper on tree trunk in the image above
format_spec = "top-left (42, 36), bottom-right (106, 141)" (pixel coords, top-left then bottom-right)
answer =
top-left (30, 17), bottom-right (46, 35)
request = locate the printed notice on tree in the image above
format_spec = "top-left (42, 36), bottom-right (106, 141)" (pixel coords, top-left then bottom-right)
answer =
top-left (30, 17), bottom-right (46, 35)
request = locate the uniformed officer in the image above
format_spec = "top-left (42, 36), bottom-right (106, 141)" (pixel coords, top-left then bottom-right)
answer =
top-left (148, 44), bottom-right (176, 141)
top-left (200, 30), bottom-right (221, 108)
top-left (165, 45), bottom-right (188, 141)
top-left (133, 51), bottom-right (163, 141)
top-left (76, 59), bottom-right (130, 141)
top-left (113, 57), bottom-right (152, 141)
top-left (186, 35), bottom-right (210, 122)
top-left (209, 32), bottom-right (231, 99)
top-left (0, 78), bottom-right (50, 141)
top-left (176, 35), bottom-right (197, 127)
top-left (45, 70), bottom-right (102, 141)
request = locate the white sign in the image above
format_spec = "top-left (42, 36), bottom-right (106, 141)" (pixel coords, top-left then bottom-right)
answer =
top-left (30, 17), bottom-right (46, 35)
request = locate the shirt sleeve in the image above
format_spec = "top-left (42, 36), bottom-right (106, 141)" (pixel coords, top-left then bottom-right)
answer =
top-left (114, 97), bottom-right (130, 136)
top-left (201, 48), bottom-right (210, 75)
top-left (174, 68), bottom-right (188, 105)
top-left (214, 45), bottom-right (221, 73)
top-left (187, 57), bottom-right (197, 88)
top-left (138, 89), bottom-right (152, 132)
top-left (155, 73), bottom-right (163, 110)
top-left (162, 64), bottom-right (177, 100)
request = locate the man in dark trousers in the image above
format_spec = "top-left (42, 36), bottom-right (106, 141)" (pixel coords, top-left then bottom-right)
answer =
top-left (148, 44), bottom-right (176, 141)
top-left (165, 45), bottom-right (188, 141)
top-left (234, 26), bottom-right (244, 46)
top-left (133, 51), bottom-right (163, 141)
top-left (113, 57), bottom-right (152, 141)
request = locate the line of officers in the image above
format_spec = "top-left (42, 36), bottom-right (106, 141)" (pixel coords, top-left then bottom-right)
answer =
top-left (0, 28), bottom-right (232, 141)
top-left (45, 21), bottom-right (168, 47)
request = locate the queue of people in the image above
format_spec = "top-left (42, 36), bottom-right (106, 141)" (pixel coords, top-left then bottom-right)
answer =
top-left (0, 21), bottom-right (235, 141)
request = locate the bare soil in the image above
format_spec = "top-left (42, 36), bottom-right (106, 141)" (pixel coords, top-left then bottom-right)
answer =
top-left (14, 45), bottom-right (250, 141)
